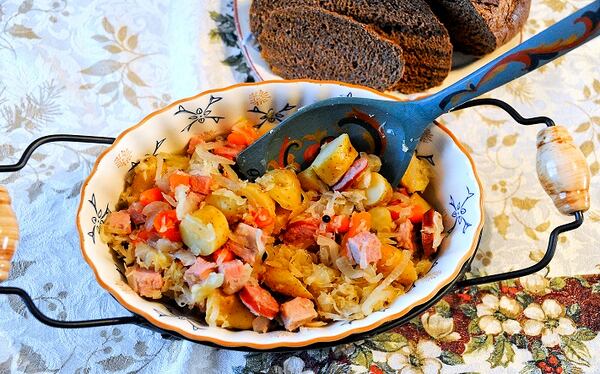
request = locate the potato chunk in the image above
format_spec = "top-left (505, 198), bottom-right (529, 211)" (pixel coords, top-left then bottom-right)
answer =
top-left (205, 188), bottom-right (246, 223)
top-left (310, 134), bottom-right (358, 185)
top-left (239, 183), bottom-right (276, 217)
top-left (365, 172), bottom-right (392, 207)
top-left (368, 206), bottom-right (394, 232)
top-left (397, 259), bottom-right (418, 287)
top-left (263, 266), bottom-right (313, 299)
top-left (259, 169), bottom-right (302, 210)
top-left (125, 156), bottom-right (157, 202)
top-left (401, 154), bottom-right (430, 193)
top-left (180, 205), bottom-right (230, 256)
top-left (298, 167), bottom-right (328, 192)
top-left (206, 290), bottom-right (254, 329)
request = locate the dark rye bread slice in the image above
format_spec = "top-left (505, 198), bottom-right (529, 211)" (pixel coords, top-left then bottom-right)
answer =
top-left (426, 0), bottom-right (531, 55)
top-left (257, 6), bottom-right (405, 91)
top-left (323, 0), bottom-right (452, 93)
top-left (250, 0), bottom-right (452, 93)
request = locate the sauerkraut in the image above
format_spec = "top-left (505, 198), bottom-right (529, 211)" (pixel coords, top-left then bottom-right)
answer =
top-left (101, 119), bottom-right (443, 332)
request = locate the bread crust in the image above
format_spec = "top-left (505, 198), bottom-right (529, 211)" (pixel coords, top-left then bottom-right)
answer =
top-left (250, 0), bottom-right (453, 93)
top-left (426, 0), bottom-right (531, 55)
top-left (257, 5), bottom-right (405, 91)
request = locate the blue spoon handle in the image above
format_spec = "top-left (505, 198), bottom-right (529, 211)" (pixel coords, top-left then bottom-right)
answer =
top-left (424, 1), bottom-right (600, 117)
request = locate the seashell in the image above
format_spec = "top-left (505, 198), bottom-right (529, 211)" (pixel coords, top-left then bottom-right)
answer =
top-left (0, 185), bottom-right (19, 282)
top-left (536, 126), bottom-right (590, 215)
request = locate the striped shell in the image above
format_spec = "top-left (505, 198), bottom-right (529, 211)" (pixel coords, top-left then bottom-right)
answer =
top-left (536, 126), bottom-right (591, 215)
top-left (0, 186), bottom-right (19, 282)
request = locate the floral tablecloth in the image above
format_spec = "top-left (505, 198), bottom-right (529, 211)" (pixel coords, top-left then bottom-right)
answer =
top-left (1, 0), bottom-right (599, 373)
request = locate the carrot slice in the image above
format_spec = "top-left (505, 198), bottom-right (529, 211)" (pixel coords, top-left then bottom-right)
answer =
top-left (252, 207), bottom-right (275, 228)
top-left (169, 171), bottom-right (190, 191)
top-left (212, 248), bottom-right (236, 264)
top-left (347, 211), bottom-right (372, 237)
top-left (226, 132), bottom-right (248, 146)
top-left (407, 193), bottom-right (431, 224)
top-left (212, 144), bottom-right (243, 160)
top-left (139, 187), bottom-right (163, 205)
top-left (326, 215), bottom-right (350, 234)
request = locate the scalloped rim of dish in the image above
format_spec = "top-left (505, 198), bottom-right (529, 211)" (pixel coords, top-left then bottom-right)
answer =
top-left (232, 0), bottom-right (523, 100)
top-left (76, 79), bottom-right (484, 350)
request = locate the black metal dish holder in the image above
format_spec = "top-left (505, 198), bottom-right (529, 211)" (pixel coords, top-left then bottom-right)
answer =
top-left (0, 99), bottom-right (584, 352)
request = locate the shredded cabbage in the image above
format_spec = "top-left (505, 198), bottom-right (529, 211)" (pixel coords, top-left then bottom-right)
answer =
top-left (135, 243), bottom-right (172, 271)
top-left (255, 173), bottom-right (275, 192)
top-left (361, 251), bottom-right (409, 315)
top-left (155, 156), bottom-right (164, 183)
top-left (172, 250), bottom-right (196, 266)
top-left (316, 234), bottom-right (340, 266)
top-left (193, 146), bottom-right (235, 165)
top-left (190, 273), bottom-right (224, 307)
top-left (104, 131), bottom-right (443, 329)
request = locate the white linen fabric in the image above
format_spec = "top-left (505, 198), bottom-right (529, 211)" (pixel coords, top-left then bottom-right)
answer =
top-left (0, 0), bottom-right (598, 372)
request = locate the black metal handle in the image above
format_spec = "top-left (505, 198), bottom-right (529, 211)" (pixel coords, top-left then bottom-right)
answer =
top-left (0, 109), bottom-right (588, 327)
top-left (455, 212), bottom-right (583, 288)
top-left (449, 98), bottom-right (586, 288)
top-left (0, 287), bottom-right (140, 328)
top-left (0, 134), bottom-right (115, 173)
top-left (0, 134), bottom-right (141, 328)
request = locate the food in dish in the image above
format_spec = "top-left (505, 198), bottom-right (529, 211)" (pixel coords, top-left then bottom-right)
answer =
top-left (100, 120), bottom-right (445, 332)
top-left (249, 0), bottom-right (529, 93)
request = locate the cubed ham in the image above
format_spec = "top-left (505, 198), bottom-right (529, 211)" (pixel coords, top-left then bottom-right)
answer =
top-left (252, 316), bottom-right (271, 333)
top-left (183, 257), bottom-right (217, 286)
top-left (126, 266), bottom-right (163, 299)
top-left (239, 281), bottom-right (279, 320)
top-left (395, 219), bottom-right (416, 252)
top-left (218, 259), bottom-right (252, 294)
top-left (227, 223), bottom-right (266, 264)
top-left (280, 297), bottom-right (318, 331)
top-left (104, 211), bottom-right (132, 235)
top-left (282, 219), bottom-right (319, 249)
top-left (347, 231), bottom-right (382, 269)
top-left (127, 202), bottom-right (146, 225)
top-left (190, 175), bottom-right (212, 195)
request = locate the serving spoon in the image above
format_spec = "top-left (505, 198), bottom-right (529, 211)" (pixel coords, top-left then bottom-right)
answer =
top-left (237, 1), bottom-right (600, 186)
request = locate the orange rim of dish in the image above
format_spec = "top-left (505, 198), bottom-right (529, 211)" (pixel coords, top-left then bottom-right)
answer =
top-left (76, 79), bottom-right (485, 350)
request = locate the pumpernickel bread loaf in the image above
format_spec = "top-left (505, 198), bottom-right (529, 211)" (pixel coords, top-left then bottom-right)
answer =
top-left (426, 0), bottom-right (530, 55)
top-left (250, 0), bottom-right (453, 93)
top-left (257, 6), bottom-right (405, 91)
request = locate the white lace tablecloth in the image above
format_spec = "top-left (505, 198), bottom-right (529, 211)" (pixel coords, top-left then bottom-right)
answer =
top-left (0, 0), bottom-right (599, 373)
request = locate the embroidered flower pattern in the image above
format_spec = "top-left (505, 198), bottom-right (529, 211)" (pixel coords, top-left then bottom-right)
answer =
top-left (421, 312), bottom-right (460, 342)
top-left (387, 340), bottom-right (443, 374)
top-left (522, 299), bottom-right (576, 347)
top-left (476, 294), bottom-right (522, 335)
